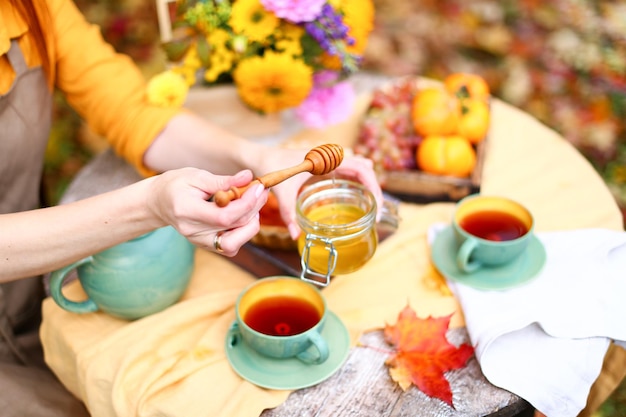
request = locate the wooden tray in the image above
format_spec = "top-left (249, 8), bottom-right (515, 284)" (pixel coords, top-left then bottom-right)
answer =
top-left (379, 136), bottom-right (487, 203)
top-left (356, 76), bottom-right (488, 204)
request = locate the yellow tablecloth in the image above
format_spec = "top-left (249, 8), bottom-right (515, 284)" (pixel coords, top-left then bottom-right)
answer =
top-left (41, 75), bottom-right (625, 416)
top-left (42, 202), bottom-right (460, 417)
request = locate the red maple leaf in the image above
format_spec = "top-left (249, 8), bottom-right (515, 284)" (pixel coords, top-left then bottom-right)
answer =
top-left (383, 304), bottom-right (474, 407)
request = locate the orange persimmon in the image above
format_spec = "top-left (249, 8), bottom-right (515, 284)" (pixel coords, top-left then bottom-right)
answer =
top-left (411, 87), bottom-right (460, 136)
top-left (457, 99), bottom-right (490, 144)
top-left (258, 192), bottom-right (285, 227)
top-left (416, 135), bottom-right (476, 178)
top-left (444, 73), bottom-right (490, 102)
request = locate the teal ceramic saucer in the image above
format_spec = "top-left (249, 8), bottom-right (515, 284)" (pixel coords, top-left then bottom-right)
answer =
top-left (431, 226), bottom-right (546, 290)
top-left (225, 311), bottom-right (350, 390)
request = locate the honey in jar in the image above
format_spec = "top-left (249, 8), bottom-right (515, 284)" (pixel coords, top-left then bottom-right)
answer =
top-left (296, 179), bottom-right (378, 286)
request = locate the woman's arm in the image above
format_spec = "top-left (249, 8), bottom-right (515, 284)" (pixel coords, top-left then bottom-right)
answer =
top-left (50, 0), bottom-right (180, 176)
top-left (144, 112), bottom-right (384, 239)
top-left (0, 168), bottom-right (268, 282)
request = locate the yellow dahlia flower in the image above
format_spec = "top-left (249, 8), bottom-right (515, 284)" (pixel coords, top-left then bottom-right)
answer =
top-left (275, 23), bottom-right (305, 57)
top-left (233, 51), bottom-right (313, 113)
top-left (229, 0), bottom-right (279, 43)
top-left (146, 71), bottom-right (189, 108)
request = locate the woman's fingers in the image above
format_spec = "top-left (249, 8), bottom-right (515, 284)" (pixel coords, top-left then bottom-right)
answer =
top-left (207, 214), bottom-right (261, 257)
top-left (334, 155), bottom-right (384, 220)
top-left (147, 168), bottom-right (267, 254)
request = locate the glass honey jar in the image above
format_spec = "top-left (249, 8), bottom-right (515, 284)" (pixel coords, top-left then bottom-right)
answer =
top-left (296, 178), bottom-right (378, 286)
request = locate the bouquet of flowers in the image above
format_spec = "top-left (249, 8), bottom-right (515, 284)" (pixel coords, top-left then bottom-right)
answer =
top-left (148, 0), bottom-right (375, 128)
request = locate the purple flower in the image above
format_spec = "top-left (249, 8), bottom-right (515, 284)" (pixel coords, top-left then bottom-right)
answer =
top-left (303, 3), bottom-right (350, 53)
top-left (295, 72), bottom-right (356, 128)
top-left (261, 0), bottom-right (326, 23)
top-left (302, 3), bottom-right (358, 73)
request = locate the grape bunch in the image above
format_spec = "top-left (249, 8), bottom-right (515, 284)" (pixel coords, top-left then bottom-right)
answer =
top-left (354, 78), bottom-right (423, 174)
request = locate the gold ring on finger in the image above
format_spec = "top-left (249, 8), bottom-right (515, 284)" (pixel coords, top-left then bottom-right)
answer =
top-left (213, 231), bottom-right (224, 253)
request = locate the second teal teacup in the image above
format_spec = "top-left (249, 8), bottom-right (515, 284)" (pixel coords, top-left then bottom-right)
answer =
top-left (452, 194), bottom-right (534, 273)
top-left (232, 276), bottom-right (329, 365)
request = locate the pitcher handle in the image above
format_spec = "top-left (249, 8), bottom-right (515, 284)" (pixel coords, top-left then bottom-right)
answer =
top-left (49, 257), bottom-right (99, 314)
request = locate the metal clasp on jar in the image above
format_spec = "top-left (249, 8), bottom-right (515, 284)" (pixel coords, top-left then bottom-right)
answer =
top-left (300, 235), bottom-right (338, 287)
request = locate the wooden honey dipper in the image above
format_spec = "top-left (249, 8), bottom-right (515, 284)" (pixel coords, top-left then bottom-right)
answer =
top-left (213, 143), bottom-right (344, 207)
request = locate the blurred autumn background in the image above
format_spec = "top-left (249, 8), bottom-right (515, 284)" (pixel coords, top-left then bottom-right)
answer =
top-left (46, 0), bottom-right (626, 414)
top-left (47, 0), bottom-right (626, 220)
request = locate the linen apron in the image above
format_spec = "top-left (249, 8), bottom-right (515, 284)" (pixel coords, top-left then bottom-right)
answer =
top-left (0, 40), bottom-right (89, 416)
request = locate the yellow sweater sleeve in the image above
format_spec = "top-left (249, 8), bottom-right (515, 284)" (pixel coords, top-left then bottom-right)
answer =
top-left (49, 0), bottom-right (180, 177)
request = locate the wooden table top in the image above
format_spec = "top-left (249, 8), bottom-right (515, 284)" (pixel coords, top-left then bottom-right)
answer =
top-left (50, 73), bottom-right (624, 417)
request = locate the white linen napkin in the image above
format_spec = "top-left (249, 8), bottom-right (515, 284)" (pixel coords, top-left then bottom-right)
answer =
top-left (428, 225), bottom-right (626, 417)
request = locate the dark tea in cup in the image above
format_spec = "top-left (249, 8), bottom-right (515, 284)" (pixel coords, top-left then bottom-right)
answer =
top-left (452, 195), bottom-right (534, 273)
top-left (233, 276), bottom-right (330, 364)
top-left (244, 295), bottom-right (321, 337)
top-left (459, 210), bottom-right (529, 242)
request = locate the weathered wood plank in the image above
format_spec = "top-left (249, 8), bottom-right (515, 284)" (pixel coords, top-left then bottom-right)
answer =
top-left (261, 329), bottom-right (528, 417)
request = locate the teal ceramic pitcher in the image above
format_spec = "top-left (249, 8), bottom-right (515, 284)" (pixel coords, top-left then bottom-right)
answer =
top-left (49, 226), bottom-right (195, 320)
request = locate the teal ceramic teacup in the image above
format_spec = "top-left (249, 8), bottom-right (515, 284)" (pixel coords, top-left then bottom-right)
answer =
top-left (49, 226), bottom-right (195, 320)
top-left (230, 276), bottom-right (329, 365)
top-left (452, 194), bottom-right (534, 273)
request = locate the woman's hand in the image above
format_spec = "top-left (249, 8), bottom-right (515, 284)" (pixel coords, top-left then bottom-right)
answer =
top-left (146, 167), bottom-right (269, 256)
top-left (258, 148), bottom-right (384, 240)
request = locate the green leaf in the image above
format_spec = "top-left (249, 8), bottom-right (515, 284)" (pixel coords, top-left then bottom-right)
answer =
top-left (196, 36), bottom-right (212, 68)
top-left (162, 40), bottom-right (191, 62)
